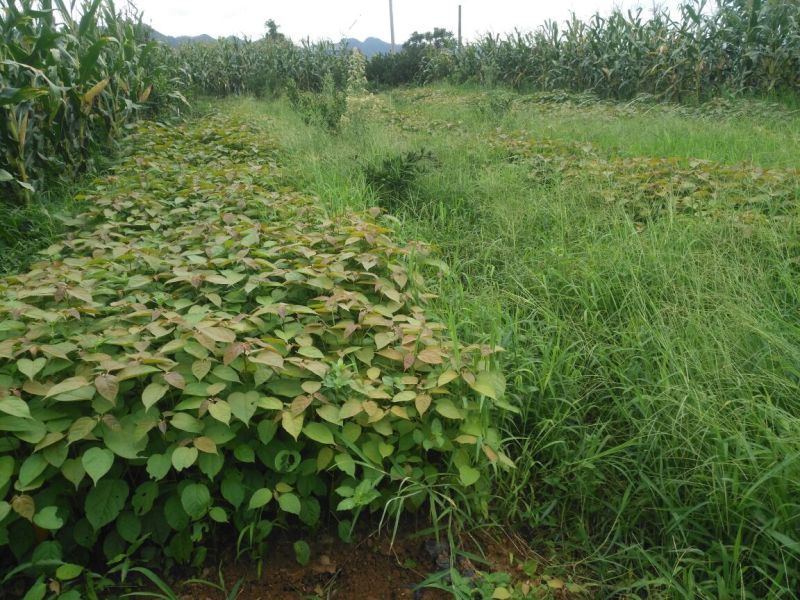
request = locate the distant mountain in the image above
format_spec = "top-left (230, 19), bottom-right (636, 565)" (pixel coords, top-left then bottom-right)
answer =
top-left (148, 29), bottom-right (216, 47)
top-left (344, 37), bottom-right (392, 57)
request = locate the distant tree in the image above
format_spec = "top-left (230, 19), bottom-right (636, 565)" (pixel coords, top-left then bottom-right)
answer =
top-left (264, 19), bottom-right (286, 41)
top-left (366, 28), bottom-right (456, 87)
top-left (403, 28), bottom-right (456, 50)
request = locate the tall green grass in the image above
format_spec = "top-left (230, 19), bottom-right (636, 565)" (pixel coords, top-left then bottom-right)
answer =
top-left (225, 87), bottom-right (800, 597)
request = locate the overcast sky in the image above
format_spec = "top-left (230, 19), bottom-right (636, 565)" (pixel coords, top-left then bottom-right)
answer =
top-left (131, 0), bottom-right (684, 43)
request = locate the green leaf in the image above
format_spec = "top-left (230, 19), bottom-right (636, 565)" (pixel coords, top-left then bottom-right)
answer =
top-left (61, 459), bottom-right (85, 489)
top-left (228, 391), bottom-right (258, 425)
top-left (211, 364), bottom-right (240, 383)
top-left (146, 453), bottom-right (172, 480)
top-left (55, 563), bottom-right (84, 581)
top-left (116, 511), bottom-right (142, 543)
top-left (68, 417), bottom-right (98, 442)
top-left (297, 346), bottom-right (324, 359)
top-left (198, 452), bottom-right (224, 479)
top-left (233, 444), bottom-right (255, 463)
top-left (209, 507), bottom-right (228, 523)
top-left (85, 479), bottom-right (129, 530)
top-left (257, 420), bottom-right (278, 445)
top-left (435, 398), bottom-right (464, 420)
top-left (22, 578), bottom-right (47, 600)
top-left (221, 477), bottom-right (245, 509)
top-left (171, 412), bottom-right (204, 433)
top-left (82, 447), bottom-right (114, 485)
top-left (293, 540), bottom-right (311, 566)
top-left (33, 506), bottom-right (63, 530)
top-left (0, 456), bottom-right (14, 489)
top-left (18, 454), bottom-right (48, 487)
top-left (181, 483), bottom-right (211, 519)
top-left (0, 397), bottom-right (31, 418)
top-left (132, 481), bottom-right (159, 516)
top-left (208, 400), bottom-right (232, 425)
top-left (0, 501), bottom-right (10, 522)
top-left (278, 493), bottom-right (301, 515)
top-left (469, 370), bottom-right (505, 400)
top-left (172, 447), bottom-right (198, 471)
top-left (142, 383), bottom-right (168, 410)
top-left (45, 377), bottom-right (90, 398)
top-left (17, 358), bottom-right (46, 381)
top-left (458, 464), bottom-right (480, 487)
top-left (303, 422), bottom-right (334, 445)
top-left (248, 488), bottom-right (273, 510)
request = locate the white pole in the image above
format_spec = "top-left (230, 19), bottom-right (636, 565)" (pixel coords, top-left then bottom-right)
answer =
top-left (389, 0), bottom-right (396, 53)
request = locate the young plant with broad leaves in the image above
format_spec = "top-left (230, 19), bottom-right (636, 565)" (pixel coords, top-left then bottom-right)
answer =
top-left (0, 114), bottom-right (513, 591)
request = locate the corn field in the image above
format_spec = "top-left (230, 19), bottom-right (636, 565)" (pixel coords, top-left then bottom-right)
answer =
top-left (375, 0), bottom-right (800, 101)
top-left (0, 0), bottom-right (186, 204)
top-left (176, 36), bottom-right (351, 98)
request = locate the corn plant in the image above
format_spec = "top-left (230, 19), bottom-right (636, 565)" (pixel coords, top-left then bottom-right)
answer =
top-left (0, 0), bottom-right (186, 204)
top-left (176, 35), bottom-right (350, 98)
top-left (370, 0), bottom-right (800, 101)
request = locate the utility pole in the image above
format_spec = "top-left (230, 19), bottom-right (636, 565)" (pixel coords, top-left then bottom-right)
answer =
top-left (389, 0), bottom-right (396, 53)
top-left (458, 4), bottom-right (462, 48)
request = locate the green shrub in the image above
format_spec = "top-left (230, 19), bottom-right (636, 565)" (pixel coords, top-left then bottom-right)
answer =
top-left (287, 72), bottom-right (347, 131)
top-left (363, 149), bottom-right (436, 211)
top-left (0, 115), bottom-right (511, 586)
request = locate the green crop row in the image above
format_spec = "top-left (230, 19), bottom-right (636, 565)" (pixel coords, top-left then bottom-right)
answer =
top-left (367, 0), bottom-right (800, 101)
top-left (0, 114), bottom-right (512, 597)
top-left (0, 0), bottom-right (187, 205)
top-left (175, 33), bottom-right (351, 98)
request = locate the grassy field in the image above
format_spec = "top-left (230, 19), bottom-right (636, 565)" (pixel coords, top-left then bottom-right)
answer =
top-left (217, 86), bottom-right (800, 598)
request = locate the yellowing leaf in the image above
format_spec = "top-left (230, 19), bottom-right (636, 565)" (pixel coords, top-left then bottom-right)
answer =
top-left (11, 495), bottom-right (34, 521)
top-left (164, 371), bottom-right (186, 390)
top-left (339, 399), bottom-right (363, 420)
top-left (415, 393), bottom-right (432, 416)
top-left (193, 436), bottom-right (217, 453)
top-left (437, 370), bottom-right (459, 387)
top-left (417, 347), bottom-right (444, 365)
top-left (250, 350), bottom-right (284, 369)
top-left (297, 346), bottom-right (324, 359)
top-left (200, 327), bottom-right (236, 344)
top-left (281, 410), bottom-right (304, 441)
top-left (392, 390), bottom-right (416, 403)
top-left (94, 375), bottom-right (119, 404)
top-left (301, 380), bottom-right (322, 394)
top-left (374, 332), bottom-right (395, 350)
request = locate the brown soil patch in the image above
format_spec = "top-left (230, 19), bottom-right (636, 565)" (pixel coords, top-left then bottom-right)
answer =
top-left (178, 531), bottom-right (452, 600)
